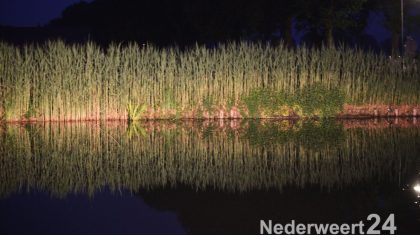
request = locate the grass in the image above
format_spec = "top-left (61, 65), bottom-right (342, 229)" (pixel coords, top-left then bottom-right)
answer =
top-left (0, 121), bottom-right (419, 197)
top-left (0, 41), bottom-right (419, 121)
top-left (127, 103), bottom-right (147, 121)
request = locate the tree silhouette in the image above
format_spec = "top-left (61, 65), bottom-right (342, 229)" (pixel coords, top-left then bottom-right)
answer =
top-left (0, 0), bottom-right (380, 47)
top-left (49, 0), bottom-right (273, 46)
top-left (48, 0), bottom-right (371, 47)
top-left (296, 0), bottom-right (369, 46)
top-left (373, 0), bottom-right (420, 56)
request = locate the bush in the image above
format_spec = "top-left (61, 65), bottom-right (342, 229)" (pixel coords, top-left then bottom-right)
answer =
top-left (242, 84), bottom-right (345, 118)
top-left (297, 83), bottom-right (345, 118)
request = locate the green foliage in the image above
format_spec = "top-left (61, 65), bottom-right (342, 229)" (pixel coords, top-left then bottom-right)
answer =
top-left (202, 95), bottom-right (215, 112)
top-left (226, 96), bottom-right (236, 110)
top-left (162, 91), bottom-right (178, 110)
top-left (174, 109), bottom-right (182, 120)
top-left (243, 89), bottom-right (291, 117)
top-left (24, 106), bottom-right (39, 119)
top-left (292, 104), bottom-right (304, 117)
top-left (242, 84), bottom-right (345, 118)
top-left (297, 84), bottom-right (345, 118)
top-left (242, 89), bottom-right (263, 117)
top-left (127, 103), bottom-right (147, 121)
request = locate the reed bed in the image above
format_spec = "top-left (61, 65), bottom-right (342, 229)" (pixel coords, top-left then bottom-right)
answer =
top-left (0, 120), bottom-right (418, 198)
top-left (0, 41), bottom-right (419, 121)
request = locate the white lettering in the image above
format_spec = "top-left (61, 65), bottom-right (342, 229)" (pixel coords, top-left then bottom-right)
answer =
top-left (258, 214), bottom-right (394, 235)
top-left (340, 224), bottom-right (350, 234)
top-left (314, 224), bottom-right (329, 234)
top-left (260, 220), bottom-right (272, 234)
top-left (284, 220), bottom-right (295, 234)
top-left (273, 224), bottom-right (283, 234)
top-left (296, 224), bottom-right (306, 234)
top-left (329, 224), bottom-right (339, 234)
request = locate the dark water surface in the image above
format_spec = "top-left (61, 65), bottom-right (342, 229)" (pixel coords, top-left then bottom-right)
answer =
top-left (1, 119), bottom-right (420, 235)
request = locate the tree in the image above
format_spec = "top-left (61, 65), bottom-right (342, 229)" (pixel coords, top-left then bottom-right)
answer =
top-left (374, 0), bottom-right (419, 56)
top-left (297, 0), bottom-right (369, 47)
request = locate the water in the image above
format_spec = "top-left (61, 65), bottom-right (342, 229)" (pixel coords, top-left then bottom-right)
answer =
top-left (1, 119), bottom-right (420, 234)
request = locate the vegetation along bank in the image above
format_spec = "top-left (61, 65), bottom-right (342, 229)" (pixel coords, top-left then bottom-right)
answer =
top-left (1, 41), bottom-right (419, 122)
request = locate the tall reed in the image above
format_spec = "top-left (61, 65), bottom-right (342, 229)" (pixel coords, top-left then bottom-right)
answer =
top-left (0, 41), bottom-right (419, 121)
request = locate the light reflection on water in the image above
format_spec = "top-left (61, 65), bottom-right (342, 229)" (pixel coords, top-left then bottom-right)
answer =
top-left (1, 119), bottom-right (420, 234)
top-left (0, 119), bottom-right (419, 197)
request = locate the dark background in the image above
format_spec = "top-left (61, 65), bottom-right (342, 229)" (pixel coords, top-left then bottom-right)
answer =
top-left (0, 1), bottom-right (419, 53)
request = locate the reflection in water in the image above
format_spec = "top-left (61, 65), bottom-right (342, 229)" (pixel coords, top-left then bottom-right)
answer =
top-left (1, 119), bottom-right (420, 235)
top-left (409, 172), bottom-right (420, 208)
top-left (0, 119), bottom-right (419, 197)
top-left (415, 184), bottom-right (420, 193)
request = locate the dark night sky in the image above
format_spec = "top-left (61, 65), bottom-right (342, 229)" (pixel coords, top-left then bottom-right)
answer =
top-left (0, 0), bottom-right (419, 46)
top-left (0, 0), bottom-right (93, 27)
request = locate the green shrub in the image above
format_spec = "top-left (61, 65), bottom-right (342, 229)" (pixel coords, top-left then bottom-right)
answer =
top-left (242, 89), bottom-right (292, 117)
top-left (242, 84), bottom-right (344, 118)
top-left (297, 83), bottom-right (345, 118)
top-left (127, 103), bottom-right (147, 121)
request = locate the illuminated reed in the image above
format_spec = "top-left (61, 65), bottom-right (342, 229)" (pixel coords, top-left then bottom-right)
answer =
top-left (0, 41), bottom-right (419, 121)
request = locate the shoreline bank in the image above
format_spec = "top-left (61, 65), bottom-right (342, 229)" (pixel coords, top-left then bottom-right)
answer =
top-left (2, 104), bottom-right (420, 123)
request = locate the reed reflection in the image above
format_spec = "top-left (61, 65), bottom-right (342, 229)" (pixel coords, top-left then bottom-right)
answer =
top-left (0, 119), bottom-right (419, 198)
